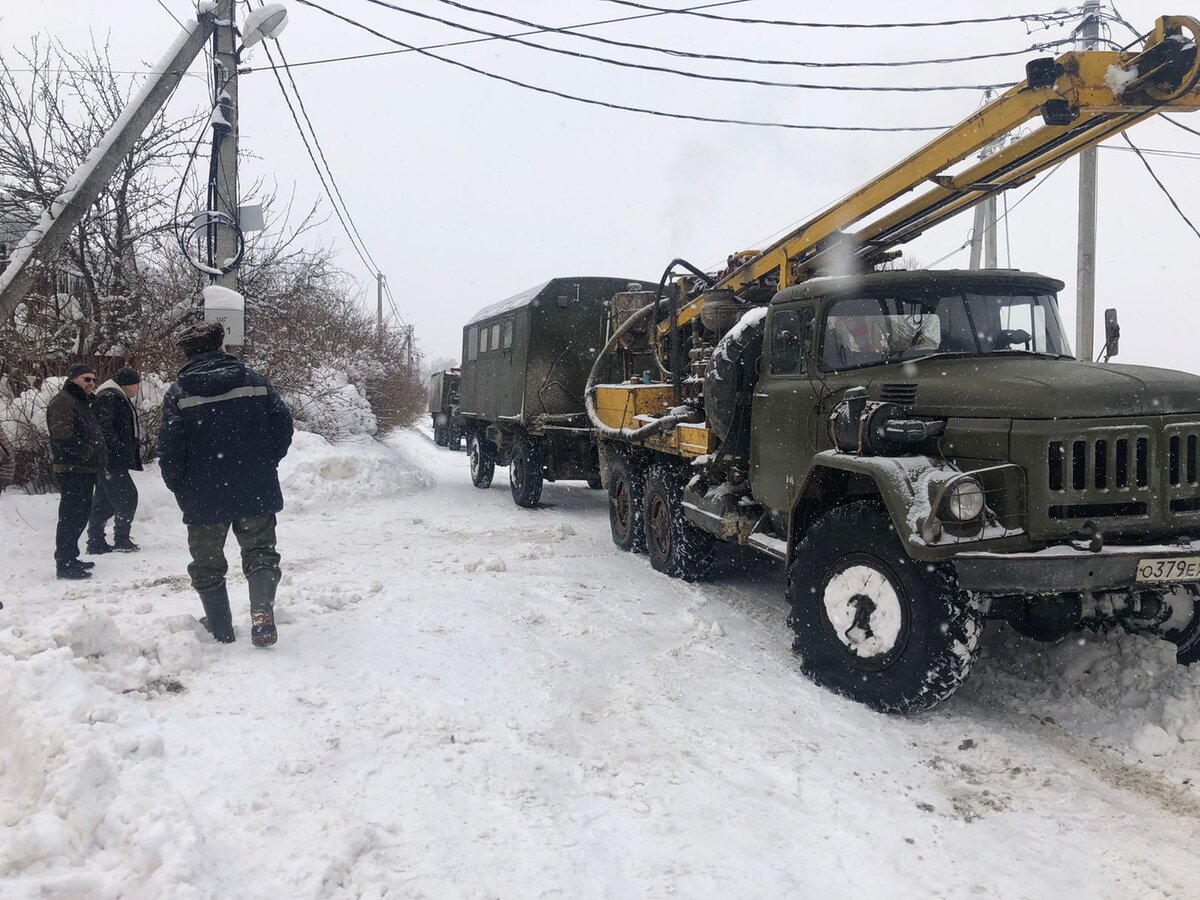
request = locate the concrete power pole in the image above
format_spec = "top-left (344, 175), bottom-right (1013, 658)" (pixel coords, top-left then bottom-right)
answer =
top-left (969, 134), bottom-right (1002, 270)
top-left (1076, 0), bottom-right (1102, 360)
top-left (212, 0), bottom-right (240, 294)
top-left (377, 272), bottom-right (385, 340)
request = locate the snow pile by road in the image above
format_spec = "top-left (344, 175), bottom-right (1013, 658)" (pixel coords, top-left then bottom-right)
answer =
top-left (0, 611), bottom-right (209, 898)
top-left (969, 625), bottom-right (1200, 768)
top-left (279, 431), bottom-right (433, 512)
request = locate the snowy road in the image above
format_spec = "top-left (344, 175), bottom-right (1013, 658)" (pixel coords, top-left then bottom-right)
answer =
top-left (4, 428), bottom-right (1200, 898)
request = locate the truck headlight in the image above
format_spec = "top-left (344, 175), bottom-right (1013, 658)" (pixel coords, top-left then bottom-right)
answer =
top-left (942, 477), bottom-right (985, 522)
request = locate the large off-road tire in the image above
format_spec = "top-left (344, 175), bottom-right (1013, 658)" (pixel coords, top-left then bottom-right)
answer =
top-left (469, 432), bottom-right (496, 489)
top-left (643, 464), bottom-right (716, 581)
top-left (509, 437), bottom-right (544, 508)
top-left (1160, 586), bottom-right (1200, 665)
top-left (446, 420), bottom-right (463, 451)
top-left (608, 451), bottom-right (646, 553)
top-left (787, 499), bottom-right (981, 714)
top-left (433, 422), bottom-right (448, 447)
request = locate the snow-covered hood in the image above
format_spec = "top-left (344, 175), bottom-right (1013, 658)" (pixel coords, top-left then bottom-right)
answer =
top-left (873, 357), bottom-right (1200, 420)
top-left (176, 351), bottom-right (247, 398)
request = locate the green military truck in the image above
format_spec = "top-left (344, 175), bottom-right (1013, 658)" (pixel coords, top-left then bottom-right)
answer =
top-left (591, 269), bottom-right (1200, 713)
top-left (458, 276), bottom-right (647, 508)
top-left (428, 369), bottom-right (463, 450)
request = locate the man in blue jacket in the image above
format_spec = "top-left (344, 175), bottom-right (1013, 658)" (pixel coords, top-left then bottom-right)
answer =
top-left (158, 322), bottom-right (294, 647)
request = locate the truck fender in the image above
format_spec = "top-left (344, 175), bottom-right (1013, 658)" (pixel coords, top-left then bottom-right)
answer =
top-left (788, 451), bottom-right (959, 563)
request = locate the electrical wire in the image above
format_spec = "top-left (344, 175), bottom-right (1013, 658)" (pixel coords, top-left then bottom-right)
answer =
top-left (265, 37), bottom-right (384, 276)
top-left (357, 0), bottom-right (1014, 93)
top-left (153, 0), bottom-right (186, 29)
top-left (591, 1), bottom-right (1079, 29)
top-left (923, 160), bottom-right (1068, 269)
top-left (1163, 114), bottom-right (1200, 140)
top-left (260, 40), bottom-right (381, 276)
top-left (294, 0), bottom-right (951, 132)
top-left (413, 0), bottom-right (1072, 73)
top-left (1120, 133), bottom-right (1200, 241)
top-left (1101, 145), bottom-right (1200, 161)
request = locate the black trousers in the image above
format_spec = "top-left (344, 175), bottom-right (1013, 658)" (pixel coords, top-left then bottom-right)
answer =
top-left (55, 473), bottom-right (96, 566)
top-left (88, 467), bottom-right (138, 544)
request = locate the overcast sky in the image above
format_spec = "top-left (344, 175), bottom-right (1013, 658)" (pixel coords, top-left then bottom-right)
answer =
top-left (2, 1), bottom-right (1198, 372)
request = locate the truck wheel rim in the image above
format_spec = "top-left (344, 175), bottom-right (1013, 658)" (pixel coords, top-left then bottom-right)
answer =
top-left (649, 493), bottom-right (671, 556)
top-left (511, 452), bottom-right (524, 491)
top-left (613, 476), bottom-right (631, 537)
top-left (470, 440), bottom-right (481, 476)
top-left (821, 561), bottom-right (908, 669)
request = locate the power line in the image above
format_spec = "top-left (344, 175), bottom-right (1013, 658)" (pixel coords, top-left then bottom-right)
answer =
top-left (416, 0), bottom-right (1070, 73)
top-left (1101, 145), bottom-right (1200, 161)
top-left (1163, 114), bottom-right (1200, 140)
top-left (358, 0), bottom-right (1013, 93)
top-left (591, 1), bottom-right (1079, 29)
top-left (153, 0), bottom-right (186, 29)
top-left (260, 40), bottom-right (380, 275)
top-left (240, 0), bottom-right (756, 74)
top-left (1120, 133), bottom-right (1200, 241)
top-left (294, 0), bottom-right (950, 132)
top-left (266, 36), bottom-right (384, 275)
top-left (924, 160), bottom-right (1068, 268)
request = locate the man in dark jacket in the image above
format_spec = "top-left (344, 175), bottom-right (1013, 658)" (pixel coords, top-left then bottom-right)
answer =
top-left (87, 367), bottom-right (144, 554)
top-left (158, 322), bottom-right (294, 647)
top-left (47, 364), bottom-right (106, 579)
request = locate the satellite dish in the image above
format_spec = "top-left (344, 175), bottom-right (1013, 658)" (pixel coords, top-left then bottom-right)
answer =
top-left (242, 3), bottom-right (289, 47)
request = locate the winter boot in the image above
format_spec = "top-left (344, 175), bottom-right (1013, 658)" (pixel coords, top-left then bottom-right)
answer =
top-left (198, 585), bottom-right (236, 643)
top-left (248, 569), bottom-right (279, 648)
top-left (56, 562), bottom-right (93, 580)
top-left (86, 539), bottom-right (113, 555)
top-left (112, 537), bottom-right (140, 552)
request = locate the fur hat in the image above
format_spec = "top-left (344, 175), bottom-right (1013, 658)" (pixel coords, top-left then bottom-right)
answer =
top-left (114, 367), bottom-right (141, 386)
top-left (66, 363), bottom-right (96, 381)
top-left (176, 322), bottom-right (226, 357)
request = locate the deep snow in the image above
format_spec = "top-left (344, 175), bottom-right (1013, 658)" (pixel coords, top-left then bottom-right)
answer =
top-left (2, 428), bottom-right (1200, 898)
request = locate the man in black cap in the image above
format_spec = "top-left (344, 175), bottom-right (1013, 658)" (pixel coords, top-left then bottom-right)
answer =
top-left (87, 366), bottom-right (144, 554)
top-left (158, 322), bottom-right (294, 646)
top-left (46, 363), bottom-right (106, 579)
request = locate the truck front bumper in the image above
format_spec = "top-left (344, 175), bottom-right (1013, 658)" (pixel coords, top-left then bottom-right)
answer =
top-left (954, 541), bottom-right (1200, 594)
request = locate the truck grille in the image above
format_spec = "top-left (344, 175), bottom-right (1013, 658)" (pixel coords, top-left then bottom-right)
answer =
top-left (1044, 429), bottom-right (1153, 520)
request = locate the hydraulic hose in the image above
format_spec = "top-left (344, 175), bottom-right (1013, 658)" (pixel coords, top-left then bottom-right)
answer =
top-left (585, 294), bottom-right (694, 441)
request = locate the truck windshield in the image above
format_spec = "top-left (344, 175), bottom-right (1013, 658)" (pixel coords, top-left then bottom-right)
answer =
top-left (820, 292), bottom-right (1072, 371)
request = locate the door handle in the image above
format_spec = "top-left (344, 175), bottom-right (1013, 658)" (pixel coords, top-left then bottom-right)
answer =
top-left (753, 392), bottom-right (768, 398)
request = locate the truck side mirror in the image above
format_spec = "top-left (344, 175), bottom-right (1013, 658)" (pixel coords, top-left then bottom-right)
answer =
top-left (1102, 308), bottom-right (1120, 362)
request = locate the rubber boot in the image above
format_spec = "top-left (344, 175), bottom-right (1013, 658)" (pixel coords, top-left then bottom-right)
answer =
top-left (248, 569), bottom-right (279, 648)
top-left (199, 585), bottom-right (236, 643)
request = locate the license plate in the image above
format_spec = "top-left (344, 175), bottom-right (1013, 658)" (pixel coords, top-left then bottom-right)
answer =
top-left (1136, 556), bottom-right (1200, 583)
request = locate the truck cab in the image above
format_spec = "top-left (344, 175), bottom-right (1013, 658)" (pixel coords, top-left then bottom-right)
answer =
top-left (740, 269), bottom-right (1200, 710)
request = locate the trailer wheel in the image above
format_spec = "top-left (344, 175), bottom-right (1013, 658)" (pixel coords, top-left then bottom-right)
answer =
top-left (509, 437), bottom-right (544, 508)
top-left (433, 422), bottom-right (447, 447)
top-left (643, 465), bottom-right (715, 581)
top-left (787, 499), bottom-right (981, 714)
top-left (446, 421), bottom-right (463, 451)
top-left (469, 432), bottom-right (496, 489)
top-left (608, 451), bottom-right (646, 553)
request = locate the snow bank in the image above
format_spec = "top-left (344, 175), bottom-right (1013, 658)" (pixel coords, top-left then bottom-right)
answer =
top-left (278, 431), bottom-right (432, 513)
top-left (969, 625), bottom-right (1200, 769)
top-left (0, 612), bottom-right (209, 898)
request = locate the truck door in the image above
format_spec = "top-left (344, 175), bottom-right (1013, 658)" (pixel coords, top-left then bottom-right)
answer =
top-left (750, 304), bottom-right (817, 512)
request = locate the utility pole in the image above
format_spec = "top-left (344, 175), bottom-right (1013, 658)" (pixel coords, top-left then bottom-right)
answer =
top-left (1076, 0), bottom-right (1101, 360)
top-left (377, 272), bottom-right (385, 340)
top-left (212, 0), bottom-right (240, 294)
top-left (969, 134), bottom-right (1002, 270)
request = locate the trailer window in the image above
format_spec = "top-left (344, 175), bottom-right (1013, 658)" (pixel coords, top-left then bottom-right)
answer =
top-left (491, 324), bottom-right (501, 351)
top-left (468, 327), bottom-right (478, 361)
top-left (771, 308), bottom-right (813, 375)
top-left (502, 318), bottom-right (514, 350)
top-left (478, 326), bottom-right (487, 357)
